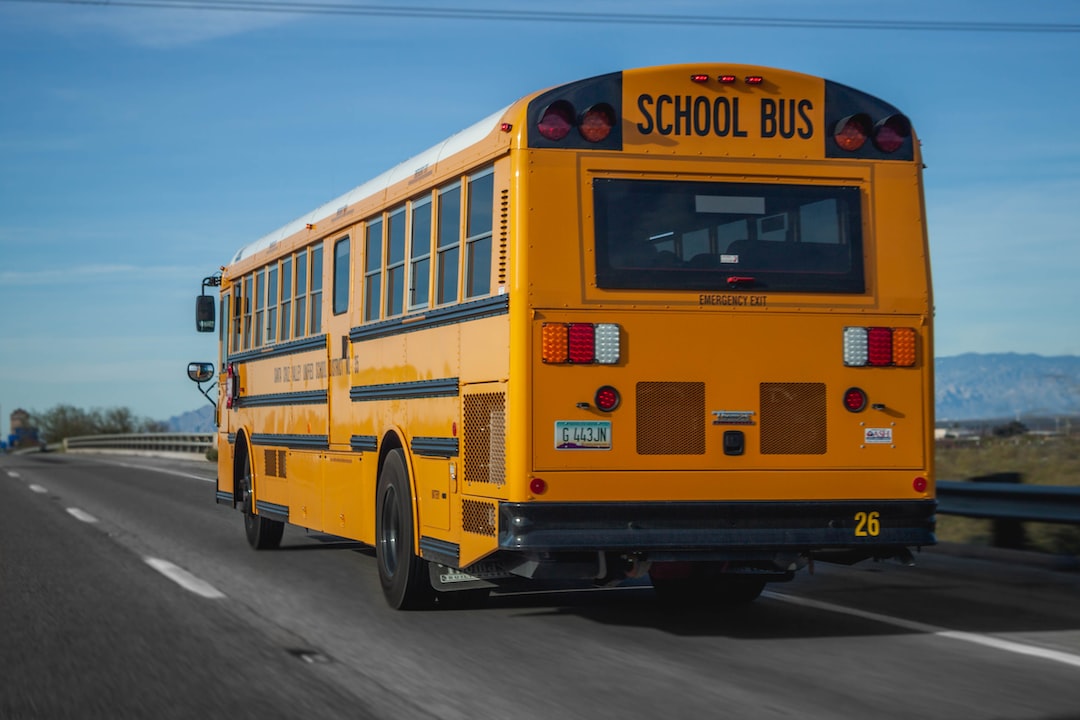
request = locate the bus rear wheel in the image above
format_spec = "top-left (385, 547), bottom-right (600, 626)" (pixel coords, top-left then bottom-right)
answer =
top-left (240, 450), bottom-right (284, 550)
top-left (376, 449), bottom-right (435, 610)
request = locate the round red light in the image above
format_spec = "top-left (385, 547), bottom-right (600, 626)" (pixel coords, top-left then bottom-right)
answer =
top-left (834, 113), bottom-right (871, 152)
top-left (873, 114), bottom-right (911, 153)
top-left (529, 478), bottom-right (547, 495)
top-left (594, 385), bottom-right (620, 412)
top-left (843, 387), bottom-right (867, 412)
top-left (913, 476), bottom-right (928, 493)
top-left (579, 103), bottom-right (615, 143)
top-left (537, 100), bottom-right (575, 141)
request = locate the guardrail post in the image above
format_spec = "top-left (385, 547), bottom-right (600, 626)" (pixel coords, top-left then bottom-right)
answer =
top-left (974, 472), bottom-right (1026, 549)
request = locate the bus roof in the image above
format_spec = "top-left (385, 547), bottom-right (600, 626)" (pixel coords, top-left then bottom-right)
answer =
top-left (229, 105), bottom-right (510, 265)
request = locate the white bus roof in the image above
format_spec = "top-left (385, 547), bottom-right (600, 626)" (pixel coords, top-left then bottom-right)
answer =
top-left (230, 106), bottom-right (511, 265)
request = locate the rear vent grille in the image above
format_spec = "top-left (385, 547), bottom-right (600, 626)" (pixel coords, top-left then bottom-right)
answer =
top-left (264, 449), bottom-right (287, 477)
top-left (463, 392), bottom-right (506, 485)
top-left (462, 499), bottom-right (497, 537)
top-left (636, 381), bottom-right (705, 455)
top-left (760, 382), bottom-right (827, 454)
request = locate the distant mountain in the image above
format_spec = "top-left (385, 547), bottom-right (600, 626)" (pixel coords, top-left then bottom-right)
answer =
top-left (935, 353), bottom-right (1080, 422)
top-left (167, 404), bottom-right (215, 433)
top-left (163, 353), bottom-right (1080, 430)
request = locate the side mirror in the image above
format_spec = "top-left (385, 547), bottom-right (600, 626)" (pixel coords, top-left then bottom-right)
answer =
top-left (196, 295), bottom-right (216, 332)
top-left (187, 362), bottom-right (216, 384)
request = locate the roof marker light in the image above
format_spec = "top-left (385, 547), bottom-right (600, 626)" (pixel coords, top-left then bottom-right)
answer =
top-left (744, 76), bottom-right (764, 85)
top-left (690, 74), bottom-right (710, 83)
top-left (718, 75), bottom-right (737, 84)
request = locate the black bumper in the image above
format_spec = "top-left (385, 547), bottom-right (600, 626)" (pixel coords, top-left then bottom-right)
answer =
top-left (498, 499), bottom-right (936, 553)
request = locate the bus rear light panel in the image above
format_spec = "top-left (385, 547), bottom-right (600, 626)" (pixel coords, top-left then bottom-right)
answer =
top-left (542, 322), bottom-right (620, 364)
top-left (843, 326), bottom-right (917, 367)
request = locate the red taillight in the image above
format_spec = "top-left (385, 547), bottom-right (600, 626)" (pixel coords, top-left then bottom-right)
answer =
top-left (843, 387), bottom-right (868, 412)
top-left (867, 327), bottom-right (893, 366)
top-left (579, 103), bottom-right (615, 143)
top-left (834, 113), bottom-right (871, 152)
top-left (537, 100), bottom-right (575, 141)
top-left (874, 114), bottom-right (910, 153)
top-left (913, 476), bottom-right (928, 493)
top-left (594, 385), bottom-right (620, 412)
top-left (567, 323), bottom-right (595, 363)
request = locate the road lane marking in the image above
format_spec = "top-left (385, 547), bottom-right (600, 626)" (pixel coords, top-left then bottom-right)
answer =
top-left (765, 590), bottom-right (1080, 670)
top-left (7, 471), bottom-right (20, 478)
top-left (107, 460), bottom-right (215, 483)
top-left (144, 557), bottom-right (226, 599)
top-left (66, 508), bottom-right (99, 523)
top-left (28, 484), bottom-right (48, 494)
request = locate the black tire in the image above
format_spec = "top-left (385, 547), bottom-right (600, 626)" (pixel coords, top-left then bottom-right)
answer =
top-left (240, 449), bottom-right (284, 550)
top-left (376, 449), bottom-right (434, 610)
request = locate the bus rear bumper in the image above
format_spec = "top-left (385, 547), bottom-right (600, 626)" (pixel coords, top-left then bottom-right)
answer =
top-left (497, 499), bottom-right (936, 559)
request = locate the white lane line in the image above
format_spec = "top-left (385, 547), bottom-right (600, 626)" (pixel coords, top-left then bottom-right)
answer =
top-left (7, 471), bottom-right (20, 478)
top-left (765, 590), bottom-right (1080, 670)
top-left (28, 484), bottom-right (49, 494)
top-left (66, 507), bottom-right (99, 523)
top-left (144, 557), bottom-right (226, 599)
top-left (107, 460), bottom-right (215, 483)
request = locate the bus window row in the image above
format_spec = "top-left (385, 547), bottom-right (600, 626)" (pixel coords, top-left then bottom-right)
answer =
top-left (230, 166), bottom-right (495, 354)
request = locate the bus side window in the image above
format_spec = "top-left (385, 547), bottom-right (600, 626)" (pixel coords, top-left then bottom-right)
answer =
top-left (294, 249), bottom-right (308, 338)
top-left (386, 207), bottom-right (406, 316)
top-left (310, 242), bottom-right (323, 334)
top-left (465, 170), bottom-right (494, 298)
top-left (409, 196), bottom-right (432, 311)
top-left (281, 257), bottom-right (293, 341)
top-left (436, 183), bottom-right (461, 305)
top-left (333, 236), bottom-right (350, 316)
top-left (364, 218), bottom-right (383, 322)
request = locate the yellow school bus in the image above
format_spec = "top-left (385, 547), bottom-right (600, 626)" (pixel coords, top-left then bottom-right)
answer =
top-left (190, 63), bottom-right (935, 609)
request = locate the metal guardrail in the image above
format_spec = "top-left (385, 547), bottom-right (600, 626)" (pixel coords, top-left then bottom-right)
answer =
top-left (46, 436), bottom-right (1080, 529)
top-left (63, 433), bottom-right (214, 455)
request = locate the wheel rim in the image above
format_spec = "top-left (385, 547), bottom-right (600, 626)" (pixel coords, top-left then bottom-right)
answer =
top-left (380, 485), bottom-right (400, 577)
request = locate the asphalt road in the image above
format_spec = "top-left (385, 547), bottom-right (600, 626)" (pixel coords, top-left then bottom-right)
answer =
top-left (2, 451), bottom-right (1078, 720)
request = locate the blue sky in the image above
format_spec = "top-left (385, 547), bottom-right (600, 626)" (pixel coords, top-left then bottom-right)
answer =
top-left (1, 0), bottom-right (1078, 426)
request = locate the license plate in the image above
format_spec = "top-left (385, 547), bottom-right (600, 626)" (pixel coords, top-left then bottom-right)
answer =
top-left (555, 420), bottom-right (612, 450)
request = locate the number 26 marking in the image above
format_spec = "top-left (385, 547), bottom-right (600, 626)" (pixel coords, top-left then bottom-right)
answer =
top-left (854, 511), bottom-right (881, 537)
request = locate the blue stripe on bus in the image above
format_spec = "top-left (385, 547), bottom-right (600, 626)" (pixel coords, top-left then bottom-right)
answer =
top-left (237, 390), bottom-right (327, 408)
top-left (350, 435), bottom-right (378, 452)
top-left (419, 536), bottom-right (460, 566)
top-left (411, 437), bottom-right (459, 457)
top-left (350, 378), bottom-right (459, 402)
top-left (228, 334), bottom-right (326, 364)
top-left (255, 500), bottom-right (290, 522)
top-left (250, 433), bottom-right (329, 450)
top-left (349, 294), bottom-right (509, 343)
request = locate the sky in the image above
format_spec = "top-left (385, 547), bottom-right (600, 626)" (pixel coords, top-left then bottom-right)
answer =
top-left (1, 0), bottom-right (1078, 427)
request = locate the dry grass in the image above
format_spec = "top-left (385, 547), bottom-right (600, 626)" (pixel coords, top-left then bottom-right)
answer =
top-left (935, 435), bottom-right (1080, 555)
